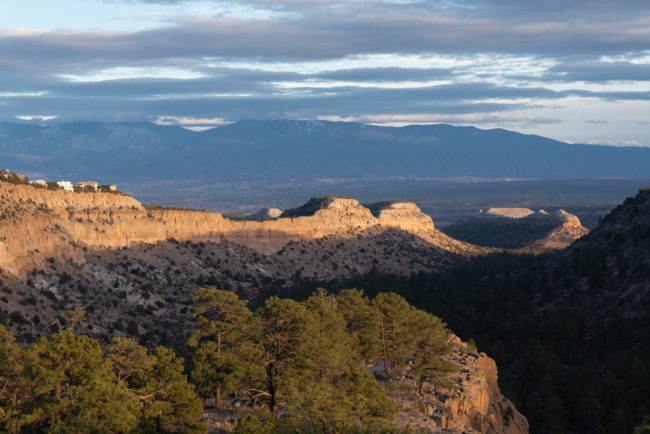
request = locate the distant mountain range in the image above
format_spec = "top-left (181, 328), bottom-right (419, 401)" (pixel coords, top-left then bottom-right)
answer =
top-left (1, 119), bottom-right (649, 185)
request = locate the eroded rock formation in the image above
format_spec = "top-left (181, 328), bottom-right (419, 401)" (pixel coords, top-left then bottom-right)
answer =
top-left (392, 336), bottom-right (529, 434)
top-left (0, 184), bottom-right (484, 275)
top-left (444, 206), bottom-right (589, 250)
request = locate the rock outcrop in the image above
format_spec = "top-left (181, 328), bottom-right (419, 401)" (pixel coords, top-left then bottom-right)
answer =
top-left (203, 334), bottom-right (529, 434)
top-left (484, 208), bottom-right (535, 219)
top-left (443, 207), bottom-right (588, 250)
top-left (366, 200), bottom-right (437, 233)
top-left (392, 336), bottom-right (529, 434)
top-left (242, 208), bottom-right (283, 220)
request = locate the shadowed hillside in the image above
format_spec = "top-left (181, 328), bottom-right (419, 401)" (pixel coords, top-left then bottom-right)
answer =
top-left (443, 208), bottom-right (589, 250)
top-left (292, 187), bottom-right (650, 433)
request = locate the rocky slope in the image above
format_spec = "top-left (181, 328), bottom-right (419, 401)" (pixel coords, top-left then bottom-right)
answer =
top-left (390, 336), bottom-right (528, 434)
top-left (0, 182), bottom-right (490, 347)
top-left (541, 187), bottom-right (650, 312)
top-left (202, 335), bottom-right (529, 434)
top-left (442, 207), bottom-right (588, 250)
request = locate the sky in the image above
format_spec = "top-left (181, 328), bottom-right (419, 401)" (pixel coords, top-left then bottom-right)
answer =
top-left (1, 0), bottom-right (650, 146)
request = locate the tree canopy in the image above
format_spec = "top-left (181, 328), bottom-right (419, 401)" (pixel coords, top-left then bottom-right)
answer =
top-left (0, 320), bottom-right (205, 433)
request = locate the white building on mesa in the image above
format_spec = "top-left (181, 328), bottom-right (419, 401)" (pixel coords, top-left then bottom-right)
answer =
top-left (32, 179), bottom-right (47, 187)
top-left (74, 181), bottom-right (99, 191)
top-left (56, 181), bottom-right (74, 192)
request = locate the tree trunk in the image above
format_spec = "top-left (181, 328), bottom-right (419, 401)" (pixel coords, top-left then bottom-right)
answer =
top-left (216, 331), bottom-right (222, 408)
top-left (391, 317), bottom-right (398, 370)
top-left (419, 374), bottom-right (424, 395)
top-left (11, 390), bottom-right (18, 434)
top-left (381, 321), bottom-right (389, 374)
top-left (267, 364), bottom-right (278, 416)
top-left (271, 389), bottom-right (279, 416)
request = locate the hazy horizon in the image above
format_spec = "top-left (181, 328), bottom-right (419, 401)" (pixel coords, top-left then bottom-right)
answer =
top-left (1, 0), bottom-right (650, 147)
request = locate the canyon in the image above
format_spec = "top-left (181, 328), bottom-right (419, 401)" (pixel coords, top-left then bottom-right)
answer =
top-left (0, 181), bottom-right (531, 433)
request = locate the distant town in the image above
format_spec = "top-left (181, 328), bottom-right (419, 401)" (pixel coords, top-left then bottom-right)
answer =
top-left (0, 168), bottom-right (117, 193)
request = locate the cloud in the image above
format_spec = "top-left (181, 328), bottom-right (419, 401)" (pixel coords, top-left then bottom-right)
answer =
top-left (548, 60), bottom-right (650, 82)
top-left (587, 139), bottom-right (645, 147)
top-left (153, 115), bottom-right (232, 127)
top-left (15, 115), bottom-right (59, 121)
top-left (0, 0), bottom-right (649, 146)
top-left (58, 67), bottom-right (208, 83)
top-left (2, 6), bottom-right (650, 71)
top-left (318, 112), bottom-right (530, 125)
top-left (314, 67), bottom-right (454, 82)
top-left (0, 91), bottom-right (48, 97)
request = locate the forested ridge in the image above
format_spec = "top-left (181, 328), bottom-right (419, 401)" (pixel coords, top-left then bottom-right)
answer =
top-left (275, 188), bottom-right (650, 433)
top-left (1, 289), bottom-right (455, 433)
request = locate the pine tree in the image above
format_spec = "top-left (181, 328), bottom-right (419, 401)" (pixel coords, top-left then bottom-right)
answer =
top-left (20, 330), bottom-right (137, 432)
top-left (248, 296), bottom-right (318, 416)
top-left (187, 288), bottom-right (252, 408)
top-left (336, 288), bottom-right (381, 363)
top-left (0, 325), bottom-right (26, 434)
top-left (303, 288), bottom-right (353, 382)
top-left (47, 379), bottom-right (140, 433)
top-left (372, 292), bottom-right (417, 374)
top-left (410, 310), bottom-right (456, 394)
top-left (280, 290), bottom-right (398, 432)
top-left (107, 337), bottom-right (154, 384)
top-left (133, 346), bottom-right (206, 433)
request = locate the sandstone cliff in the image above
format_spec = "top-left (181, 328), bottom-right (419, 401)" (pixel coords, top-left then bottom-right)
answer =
top-left (0, 183), bottom-right (485, 276)
top-left (391, 335), bottom-right (528, 433)
top-left (484, 208), bottom-right (535, 219)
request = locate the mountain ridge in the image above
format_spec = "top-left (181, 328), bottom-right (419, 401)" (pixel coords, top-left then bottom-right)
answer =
top-left (1, 120), bottom-right (649, 188)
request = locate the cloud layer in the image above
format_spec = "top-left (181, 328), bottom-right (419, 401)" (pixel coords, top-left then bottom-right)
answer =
top-left (1, 0), bottom-right (649, 146)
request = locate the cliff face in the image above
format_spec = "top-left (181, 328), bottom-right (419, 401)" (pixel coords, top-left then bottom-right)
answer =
top-left (0, 183), bottom-right (485, 275)
top-left (484, 208), bottom-right (535, 219)
top-left (0, 182), bottom-right (142, 213)
top-left (366, 201), bottom-right (437, 232)
top-left (391, 336), bottom-right (528, 434)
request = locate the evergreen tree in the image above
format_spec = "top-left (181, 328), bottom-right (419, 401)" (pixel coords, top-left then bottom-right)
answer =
top-left (248, 296), bottom-right (318, 416)
top-left (336, 288), bottom-right (381, 363)
top-left (410, 310), bottom-right (456, 394)
top-left (0, 325), bottom-right (26, 434)
top-left (187, 288), bottom-right (252, 408)
top-left (20, 330), bottom-right (133, 432)
top-left (47, 379), bottom-right (140, 434)
top-left (372, 292), bottom-right (416, 374)
top-left (0, 324), bottom-right (205, 433)
top-left (633, 413), bottom-right (650, 434)
top-left (108, 337), bottom-right (205, 433)
top-left (129, 346), bottom-right (205, 433)
top-left (232, 413), bottom-right (274, 433)
top-left (107, 337), bottom-right (154, 384)
top-left (281, 289), bottom-right (397, 432)
top-left (303, 288), bottom-right (353, 382)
